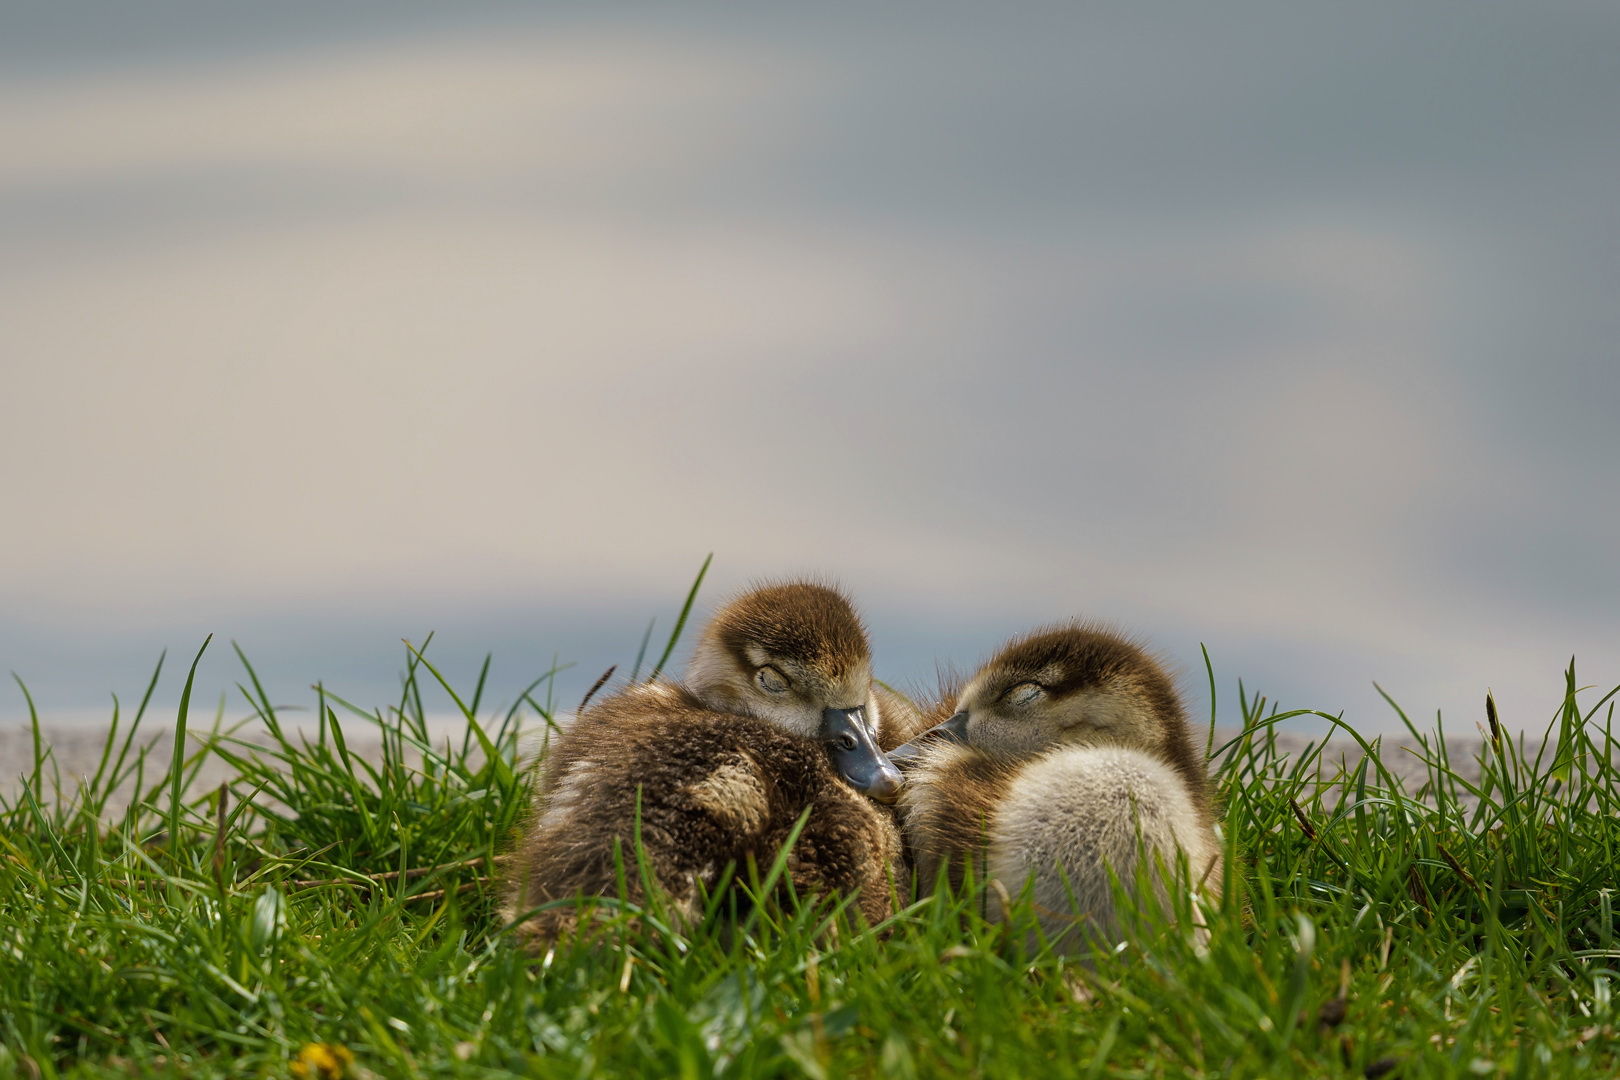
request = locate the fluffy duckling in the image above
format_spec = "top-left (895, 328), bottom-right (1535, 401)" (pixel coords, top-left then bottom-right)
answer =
top-left (891, 624), bottom-right (1220, 953)
top-left (682, 581), bottom-right (922, 778)
top-left (506, 582), bottom-right (909, 945)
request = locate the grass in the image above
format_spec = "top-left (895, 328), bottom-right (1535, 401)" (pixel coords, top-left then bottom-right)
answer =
top-left (3, 619), bottom-right (1619, 1079)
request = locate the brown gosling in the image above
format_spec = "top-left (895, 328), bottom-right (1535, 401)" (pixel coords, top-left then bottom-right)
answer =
top-left (890, 623), bottom-right (1221, 954)
top-left (504, 582), bottom-right (912, 946)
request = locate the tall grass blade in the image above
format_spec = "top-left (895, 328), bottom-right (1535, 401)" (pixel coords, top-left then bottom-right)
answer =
top-left (629, 617), bottom-right (657, 684)
top-left (13, 674), bottom-right (44, 808)
top-left (647, 553), bottom-right (712, 683)
top-left (168, 635), bottom-right (213, 852)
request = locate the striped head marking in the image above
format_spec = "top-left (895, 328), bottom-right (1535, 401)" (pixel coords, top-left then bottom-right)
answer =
top-left (895, 624), bottom-right (1186, 765)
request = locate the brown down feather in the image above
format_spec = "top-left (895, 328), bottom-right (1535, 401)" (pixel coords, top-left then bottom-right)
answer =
top-left (899, 624), bottom-right (1218, 901)
top-left (505, 683), bottom-right (901, 946)
top-left (960, 623), bottom-right (1214, 824)
top-left (706, 582), bottom-right (870, 682)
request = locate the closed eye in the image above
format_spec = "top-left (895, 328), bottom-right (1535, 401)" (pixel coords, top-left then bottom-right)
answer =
top-left (1002, 681), bottom-right (1044, 707)
top-left (755, 665), bottom-right (791, 694)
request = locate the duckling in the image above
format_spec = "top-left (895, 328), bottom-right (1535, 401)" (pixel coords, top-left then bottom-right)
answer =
top-left (505, 582), bottom-right (909, 945)
top-left (890, 624), bottom-right (1220, 954)
top-left (681, 581), bottom-right (921, 778)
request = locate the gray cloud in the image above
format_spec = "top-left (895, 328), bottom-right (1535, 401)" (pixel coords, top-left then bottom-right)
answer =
top-left (3, 2), bottom-right (1617, 737)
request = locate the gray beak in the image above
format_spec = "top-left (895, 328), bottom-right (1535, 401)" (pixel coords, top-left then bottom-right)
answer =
top-left (887, 711), bottom-right (971, 768)
top-left (821, 706), bottom-right (904, 804)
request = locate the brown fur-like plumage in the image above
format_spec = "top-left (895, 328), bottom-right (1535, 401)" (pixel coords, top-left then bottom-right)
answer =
top-left (506, 684), bottom-right (900, 944)
top-left (960, 625), bottom-right (1213, 822)
top-left (504, 582), bottom-right (906, 946)
top-left (873, 685), bottom-right (932, 750)
top-left (711, 583), bottom-right (869, 682)
top-left (903, 750), bottom-right (1017, 895)
top-left (898, 624), bottom-right (1221, 952)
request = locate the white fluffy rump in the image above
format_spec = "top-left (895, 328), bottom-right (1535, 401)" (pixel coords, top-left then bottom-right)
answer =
top-left (987, 745), bottom-right (1219, 953)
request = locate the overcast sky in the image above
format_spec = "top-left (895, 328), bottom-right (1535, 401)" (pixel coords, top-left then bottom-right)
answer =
top-left (3, 1), bottom-right (1617, 737)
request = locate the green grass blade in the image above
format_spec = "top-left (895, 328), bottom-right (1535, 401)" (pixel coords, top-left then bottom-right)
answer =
top-left (168, 635), bottom-right (213, 854)
top-left (628, 616), bottom-right (657, 684)
top-left (646, 553), bottom-right (713, 684)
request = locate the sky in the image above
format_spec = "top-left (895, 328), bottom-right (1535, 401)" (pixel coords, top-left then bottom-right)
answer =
top-left (3, 1), bottom-right (1618, 738)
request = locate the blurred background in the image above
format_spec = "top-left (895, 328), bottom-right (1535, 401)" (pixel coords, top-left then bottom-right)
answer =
top-left (3, 1), bottom-right (1617, 737)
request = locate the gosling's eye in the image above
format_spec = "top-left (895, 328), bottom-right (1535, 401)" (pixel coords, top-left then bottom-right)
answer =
top-left (1004, 682), bottom-right (1044, 707)
top-left (755, 666), bottom-right (791, 694)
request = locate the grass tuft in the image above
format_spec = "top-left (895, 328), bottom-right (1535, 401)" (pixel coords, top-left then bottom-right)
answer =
top-left (3, 627), bottom-right (1619, 1078)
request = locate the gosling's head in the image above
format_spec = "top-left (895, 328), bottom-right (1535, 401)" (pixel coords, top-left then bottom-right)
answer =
top-left (685, 581), bottom-right (902, 803)
top-left (892, 624), bottom-right (1189, 765)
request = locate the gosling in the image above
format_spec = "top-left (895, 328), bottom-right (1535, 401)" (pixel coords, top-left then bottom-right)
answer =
top-left (505, 582), bottom-right (911, 945)
top-left (891, 624), bottom-right (1220, 954)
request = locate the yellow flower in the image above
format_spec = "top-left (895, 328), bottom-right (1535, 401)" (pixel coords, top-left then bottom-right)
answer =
top-left (290, 1042), bottom-right (354, 1080)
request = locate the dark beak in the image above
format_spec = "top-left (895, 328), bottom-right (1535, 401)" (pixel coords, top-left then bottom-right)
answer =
top-left (821, 706), bottom-right (904, 804)
top-left (887, 711), bottom-right (971, 768)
